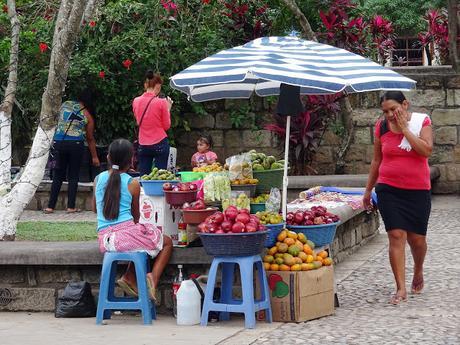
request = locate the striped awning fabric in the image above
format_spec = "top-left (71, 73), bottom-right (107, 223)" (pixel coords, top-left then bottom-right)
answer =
top-left (170, 36), bottom-right (416, 102)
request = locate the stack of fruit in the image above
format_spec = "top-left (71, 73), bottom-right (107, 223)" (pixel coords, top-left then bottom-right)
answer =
top-left (193, 163), bottom-right (224, 173)
top-left (141, 168), bottom-right (176, 180)
top-left (248, 150), bottom-right (284, 171)
top-left (222, 193), bottom-right (250, 211)
top-left (251, 194), bottom-right (269, 204)
top-left (263, 230), bottom-right (332, 271)
top-left (256, 211), bottom-right (283, 225)
top-left (198, 207), bottom-right (266, 233)
top-left (163, 182), bottom-right (197, 192)
top-left (286, 206), bottom-right (340, 226)
top-left (231, 178), bottom-right (258, 185)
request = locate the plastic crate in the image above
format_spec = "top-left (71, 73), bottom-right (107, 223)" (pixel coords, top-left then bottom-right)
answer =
top-left (264, 223), bottom-right (285, 247)
top-left (252, 169), bottom-right (284, 194)
top-left (199, 231), bottom-right (268, 256)
top-left (140, 180), bottom-right (179, 196)
top-left (287, 222), bottom-right (340, 247)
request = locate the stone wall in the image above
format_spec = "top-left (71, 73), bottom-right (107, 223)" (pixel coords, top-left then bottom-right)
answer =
top-left (0, 210), bottom-right (379, 312)
top-left (176, 67), bottom-right (459, 193)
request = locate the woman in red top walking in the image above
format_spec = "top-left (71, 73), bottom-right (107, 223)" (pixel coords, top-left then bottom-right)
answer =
top-left (133, 71), bottom-right (173, 176)
top-left (363, 91), bottom-right (433, 305)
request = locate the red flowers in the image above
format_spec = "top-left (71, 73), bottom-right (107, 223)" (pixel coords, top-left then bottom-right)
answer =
top-left (161, 0), bottom-right (178, 14)
top-left (89, 21), bottom-right (96, 28)
top-left (98, 70), bottom-right (105, 79)
top-left (122, 59), bottom-right (132, 70)
top-left (202, 0), bottom-right (211, 4)
top-left (39, 42), bottom-right (48, 53)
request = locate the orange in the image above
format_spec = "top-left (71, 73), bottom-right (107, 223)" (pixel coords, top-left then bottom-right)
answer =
top-left (291, 264), bottom-right (301, 271)
top-left (306, 254), bottom-right (314, 263)
top-left (323, 258), bottom-right (333, 266)
top-left (279, 264), bottom-right (291, 271)
top-left (270, 264), bottom-right (280, 271)
top-left (317, 250), bottom-right (329, 259)
top-left (303, 244), bottom-right (313, 255)
top-left (277, 230), bottom-right (288, 242)
top-left (268, 246), bottom-right (278, 256)
top-left (263, 262), bottom-right (271, 270)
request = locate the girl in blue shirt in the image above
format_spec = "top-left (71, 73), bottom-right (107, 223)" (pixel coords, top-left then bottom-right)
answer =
top-left (93, 139), bottom-right (172, 300)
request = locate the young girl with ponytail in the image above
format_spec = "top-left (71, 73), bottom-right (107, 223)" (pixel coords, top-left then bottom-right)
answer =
top-left (93, 138), bottom-right (172, 299)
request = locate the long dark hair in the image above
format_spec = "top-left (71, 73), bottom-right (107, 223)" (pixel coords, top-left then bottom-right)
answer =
top-left (103, 139), bottom-right (134, 220)
top-left (77, 88), bottom-right (97, 116)
top-left (380, 91), bottom-right (406, 105)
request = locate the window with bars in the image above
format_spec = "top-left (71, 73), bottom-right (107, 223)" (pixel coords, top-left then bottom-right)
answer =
top-left (392, 37), bottom-right (424, 66)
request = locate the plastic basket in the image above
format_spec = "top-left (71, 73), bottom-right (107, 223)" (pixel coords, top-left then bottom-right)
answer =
top-left (199, 231), bottom-right (268, 256)
top-left (182, 208), bottom-right (218, 224)
top-left (264, 222), bottom-right (285, 247)
top-left (252, 169), bottom-right (284, 194)
top-left (140, 180), bottom-right (179, 196)
top-left (164, 190), bottom-right (198, 207)
top-left (250, 203), bottom-right (266, 214)
top-left (179, 171), bottom-right (205, 182)
top-left (231, 184), bottom-right (257, 197)
top-left (287, 222), bottom-right (340, 247)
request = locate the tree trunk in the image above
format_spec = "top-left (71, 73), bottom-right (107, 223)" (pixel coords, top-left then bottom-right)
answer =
top-left (282, 0), bottom-right (355, 174)
top-left (448, 0), bottom-right (460, 71)
top-left (0, 0), bottom-right (88, 241)
top-left (0, 0), bottom-right (20, 195)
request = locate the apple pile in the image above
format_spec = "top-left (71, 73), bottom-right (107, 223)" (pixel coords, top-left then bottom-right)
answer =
top-left (182, 199), bottom-right (207, 210)
top-left (198, 206), bottom-right (267, 234)
top-left (286, 206), bottom-right (340, 226)
top-left (163, 182), bottom-right (198, 192)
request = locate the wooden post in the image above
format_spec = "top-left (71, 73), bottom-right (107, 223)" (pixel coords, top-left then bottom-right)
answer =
top-left (448, 0), bottom-right (460, 71)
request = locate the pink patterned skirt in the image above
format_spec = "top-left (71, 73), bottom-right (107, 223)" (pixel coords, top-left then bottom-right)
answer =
top-left (97, 220), bottom-right (164, 258)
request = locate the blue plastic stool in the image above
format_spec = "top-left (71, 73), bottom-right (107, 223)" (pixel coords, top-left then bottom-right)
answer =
top-left (201, 255), bottom-right (272, 329)
top-left (96, 252), bottom-right (156, 325)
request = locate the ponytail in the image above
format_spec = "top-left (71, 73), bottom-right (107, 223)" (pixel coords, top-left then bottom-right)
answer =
top-left (103, 169), bottom-right (121, 220)
top-left (102, 139), bottom-right (134, 220)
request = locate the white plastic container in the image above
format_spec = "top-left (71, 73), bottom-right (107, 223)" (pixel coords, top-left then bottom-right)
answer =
top-left (176, 280), bottom-right (201, 326)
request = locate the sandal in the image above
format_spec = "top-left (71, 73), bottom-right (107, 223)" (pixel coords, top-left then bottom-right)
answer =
top-left (390, 293), bottom-right (407, 305)
top-left (117, 278), bottom-right (138, 297)
top-left (43, 208), bottom-right (54, 214)
top-left (411, 278), bottom-right (424, 295)
top-left (66, 208), bottom-right (82, 214)
top-left (146, 274), bottom-right (157, 301)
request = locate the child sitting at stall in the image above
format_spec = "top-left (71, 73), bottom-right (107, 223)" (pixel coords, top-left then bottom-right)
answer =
top-left (92, 138), bottom-right (172, 300)
top-left (191, 134), bottom-right (218, 168)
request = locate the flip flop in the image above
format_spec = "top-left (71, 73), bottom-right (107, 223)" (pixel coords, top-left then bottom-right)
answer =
top-left (146, 275), bottom-right (157, 301)
top-left (117, 278), bottom-right (138, 297)
top-left (43, 208), bottom-right (54, 214)
top-left (411, 278), bottom-right (424, 294)
top-left (66, 208), bottom-right (82, 214)
top-left (390, 294), bottom-right (407, 305)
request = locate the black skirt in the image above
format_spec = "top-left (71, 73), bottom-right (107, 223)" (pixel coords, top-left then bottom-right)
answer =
top-left (376, 183), bottom-right (431, 236)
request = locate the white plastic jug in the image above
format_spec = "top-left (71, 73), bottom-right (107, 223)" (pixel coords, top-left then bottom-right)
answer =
top-left (176, 279), bottom-right (201, 326)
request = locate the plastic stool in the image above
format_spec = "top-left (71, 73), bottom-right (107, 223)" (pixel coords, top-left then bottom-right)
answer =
top-left (96, 252), bottom-right (156, 325)
top-left (200, 255), bottom-right (272, 329)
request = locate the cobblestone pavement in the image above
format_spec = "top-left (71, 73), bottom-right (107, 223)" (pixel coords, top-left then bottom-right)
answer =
top-left (238, 195), bottom-right (460, 345)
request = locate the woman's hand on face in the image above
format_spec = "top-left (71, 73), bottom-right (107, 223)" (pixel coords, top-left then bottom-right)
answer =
top-left (394, 109), bottom-right (408, 131)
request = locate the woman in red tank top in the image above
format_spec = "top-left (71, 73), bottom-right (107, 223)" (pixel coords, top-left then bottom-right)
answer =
top-left (363, 91), bottom-right (433, 305)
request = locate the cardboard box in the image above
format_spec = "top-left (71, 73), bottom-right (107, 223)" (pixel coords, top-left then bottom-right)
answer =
top-left (139, 192), bottom-right (179, 245)
top-left (266, 266), bottom-right (334, 322)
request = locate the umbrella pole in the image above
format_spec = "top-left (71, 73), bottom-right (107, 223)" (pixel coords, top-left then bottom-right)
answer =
top-left (282, 115), bottom-right (290, 220)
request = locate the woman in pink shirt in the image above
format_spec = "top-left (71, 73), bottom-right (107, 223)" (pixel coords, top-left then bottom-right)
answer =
top-left (133, 71), bottom-right (172, 176)
top-left (363, 91), bottom-right (433, 305)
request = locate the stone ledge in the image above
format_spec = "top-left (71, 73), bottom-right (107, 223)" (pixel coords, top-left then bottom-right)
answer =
top-left (0, 242), bottom-right (211, 266)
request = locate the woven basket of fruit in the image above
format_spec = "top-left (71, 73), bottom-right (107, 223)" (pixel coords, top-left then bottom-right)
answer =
top-left (286, 206), bottom-right (340, 246)
top-left (197, 207), bottom-right (268, 256)
top-left (264, 223), bottom-right (286, 247)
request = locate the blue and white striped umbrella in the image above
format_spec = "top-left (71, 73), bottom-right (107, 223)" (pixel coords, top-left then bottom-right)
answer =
top-left (170, 36), bottom-right (416, 102)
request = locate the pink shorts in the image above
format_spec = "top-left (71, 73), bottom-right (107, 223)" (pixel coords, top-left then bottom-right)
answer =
top-left (97, 220), bottom-right (164, 258)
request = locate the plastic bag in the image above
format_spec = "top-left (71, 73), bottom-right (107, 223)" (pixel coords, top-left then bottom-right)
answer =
top-left (265, 188), bottom-right (281, 213)
top-left (203, 172), bottom-right (231, 202)
top-left (226, 153), bottom-right (253, 182)
top-left (55, 281), bottom-right (96, 318)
